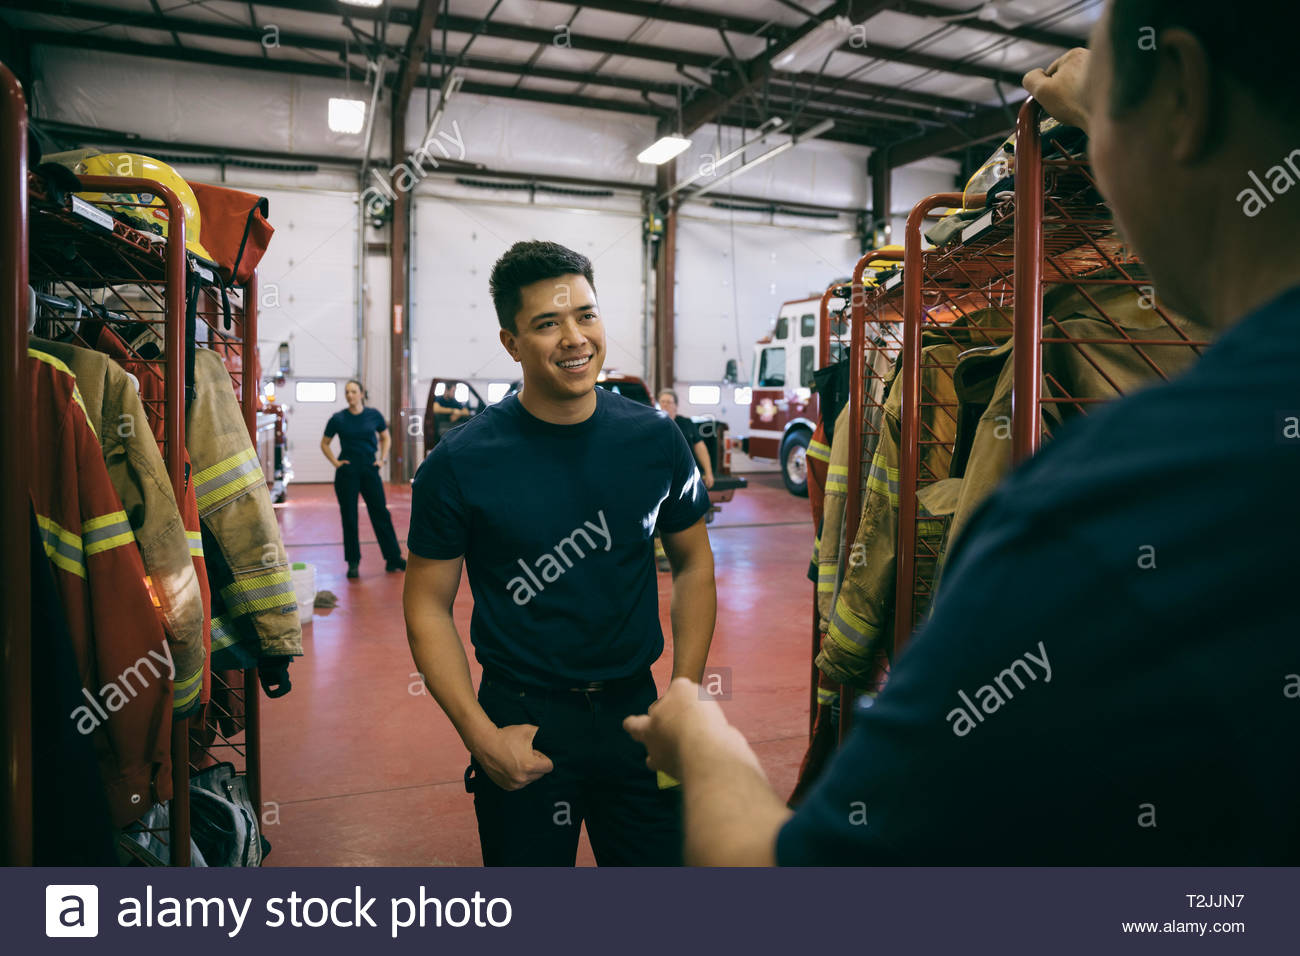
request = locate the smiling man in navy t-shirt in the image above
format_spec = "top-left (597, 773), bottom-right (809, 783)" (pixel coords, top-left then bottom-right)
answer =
top-left (403, 240), bottom-right (715, 866)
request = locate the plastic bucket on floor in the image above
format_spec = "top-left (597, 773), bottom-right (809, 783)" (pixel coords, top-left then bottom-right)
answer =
top-left (290, 561), bottom-right (316, 625)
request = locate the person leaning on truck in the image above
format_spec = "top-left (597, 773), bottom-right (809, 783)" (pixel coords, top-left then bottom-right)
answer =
top-left (402, 240), bottom-right (717, 866)
top-left (657, 390), bottom-right (714, 491)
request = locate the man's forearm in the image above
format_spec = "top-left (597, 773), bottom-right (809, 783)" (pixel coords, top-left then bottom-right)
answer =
top-left (692, 441), bottom-right (713, 479)
top-left (669, 563), bottom-right (715, 682)
top-left (406, 608), bottom-right (495, 750)
top-left (679, 728), bottom-right (793, 866)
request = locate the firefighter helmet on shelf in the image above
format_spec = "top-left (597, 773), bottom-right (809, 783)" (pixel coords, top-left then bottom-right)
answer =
top-left (50, 150), bottom-right (216, 263)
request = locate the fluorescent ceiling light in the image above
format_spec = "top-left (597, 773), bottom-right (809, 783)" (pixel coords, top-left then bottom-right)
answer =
top-left (637, 134), bottom-right (692, 165)
top-left (772, 16), bottom-right (853, 73)
top-left (340, 0), bottom-right (384, 8)
top-left (328, 97), bottom-right (366, 134)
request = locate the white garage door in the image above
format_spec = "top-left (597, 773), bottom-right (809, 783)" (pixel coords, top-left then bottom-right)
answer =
top-left (411, 196), bottom-right (646, 407)
top-left (674, 215), bottom-right (860, 385)
top-left (252, 187), bottom-right (359, 483)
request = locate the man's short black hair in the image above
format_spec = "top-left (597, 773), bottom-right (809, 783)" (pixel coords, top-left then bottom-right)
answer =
top-left (1109, 0), bottom-right (1299, 130)
top-left (489, 240), bottom-right (595, 334)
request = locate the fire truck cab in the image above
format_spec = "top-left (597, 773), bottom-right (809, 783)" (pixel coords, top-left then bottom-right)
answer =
top-left (744, 292), bottom-right (847, 496)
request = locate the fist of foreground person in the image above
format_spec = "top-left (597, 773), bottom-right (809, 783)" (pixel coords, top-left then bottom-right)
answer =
top-left (1023, 47), bottom-right (1092, 133)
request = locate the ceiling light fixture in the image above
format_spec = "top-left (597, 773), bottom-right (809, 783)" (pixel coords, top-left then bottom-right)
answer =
top-left (772, 16), bottom-right (853, 73)
top-left (637, 134), bottom-right (693, 165)
top-left (340, 0), bottom-right (385, 8)
top-left (328, 97), bottom-right (366, 134)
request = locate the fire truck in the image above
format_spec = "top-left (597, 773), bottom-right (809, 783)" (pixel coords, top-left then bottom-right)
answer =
top-left (742, 291), bottom-right (849, 496)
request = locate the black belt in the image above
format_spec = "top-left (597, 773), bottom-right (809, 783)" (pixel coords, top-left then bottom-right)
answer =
top-left (481, 667), bottom-right (647, 695)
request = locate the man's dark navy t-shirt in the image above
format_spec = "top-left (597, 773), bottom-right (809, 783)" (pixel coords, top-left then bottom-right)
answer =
top-left (324, 407), bottom-right (387, 464)
top-left (779, 285), bottom-right (1300, 864)
top-left (407, 388), bottom-right (710, 686)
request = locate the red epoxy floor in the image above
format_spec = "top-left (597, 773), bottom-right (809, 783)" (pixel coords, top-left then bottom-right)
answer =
top-left (264, 472), bottom-right (814, 865)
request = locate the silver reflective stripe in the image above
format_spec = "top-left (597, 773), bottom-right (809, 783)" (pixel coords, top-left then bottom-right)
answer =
top-left (224, 578), bottom-right (296, 606)
top-left (210, 614), bottom-right (239, 653)
top-left (194, 453), bottom-right (261, 505)
top-left (40, 524), bottom-right (83, 566)
top-left (82, 516), bottom-right (132, 549)
top-left (868, 459), bottom-right (899, 497)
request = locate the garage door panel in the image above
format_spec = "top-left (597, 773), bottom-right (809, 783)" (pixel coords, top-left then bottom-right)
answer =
top-left (412, 198), bottom-right (645, 403)
top-left (253, 187), bottom-right (359, 483)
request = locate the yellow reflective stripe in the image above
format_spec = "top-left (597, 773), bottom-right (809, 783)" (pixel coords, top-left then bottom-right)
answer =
top-left (36, 514), bottom-right (86, 579)
top-left (826, 597), bottom-right (881, 655)
top-left (226, 569), bottom-right (293, 592)
top-left (173, 666), bottom-right (203, 711)
top-left (186, 530), bottom-right (204, 557)
top-left (192, 446), bottom-right (258, 487)
top-left (83, 510), bottom-right (135, 556)
top-left (225, 592), bottom-right (298, 615)
top-left (211, 613), bottom-right (256, 654)
top-left (865, 454), bottom-right (900, 505)
top-left (37, 513), bottom-right (80, 550)
top-left (222, 569), bottom-right (297, 615)
top-left (84, 529), bottom-right (135, 556)
top-left (816, 687), bottom-right (839, 706)
top-left (197, 466), bottom-right (263, 512)
top-left (807, 440), bottom-right (831, 464)
top-left (28, 347), bottom-right (97, 440)
top-left (82, 510), bottom-right (128, 533)
top-left (194, 447), bottom-right (263, 511)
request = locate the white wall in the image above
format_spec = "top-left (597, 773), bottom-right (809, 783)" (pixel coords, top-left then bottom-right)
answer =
top-left (219, 185), bottom-right (360, 485)
top-left (409, 184), bottom-right (647, 409)
top-left (672, 212), bottom-right (859, 429)
top-left (878, 156), bottom-right (964, 247)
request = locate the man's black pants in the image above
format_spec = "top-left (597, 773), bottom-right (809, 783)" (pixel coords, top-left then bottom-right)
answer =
top-left (333, 462), bottom-right (402, 564)
top-left (467, 671), bottom-right (682, 866)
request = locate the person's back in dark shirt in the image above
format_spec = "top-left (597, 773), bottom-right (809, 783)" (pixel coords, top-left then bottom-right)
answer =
top-left (778, 286), bottom-right (1300, 864)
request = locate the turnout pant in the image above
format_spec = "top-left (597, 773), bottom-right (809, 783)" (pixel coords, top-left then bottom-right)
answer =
top-left (333, 462), bottom-right (402, 564)
top-left (467, 670), bottom-right (683, 866)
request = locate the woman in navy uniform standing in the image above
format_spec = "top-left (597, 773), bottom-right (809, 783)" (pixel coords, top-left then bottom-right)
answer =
top-left (320, 379), bottom-right (406, 579)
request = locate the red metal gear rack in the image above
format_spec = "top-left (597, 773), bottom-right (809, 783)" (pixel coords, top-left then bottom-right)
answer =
top-left (8, 95), bottom-right (264, 863)
top-left (829, 100), bottom-right (1212, 750)
top-left (836, 190), bottom-right (1025, 736)
top-left (1, 60), bottom-right (33, 867)
top-left (1011, 98), bottom-right (1211, 461)
top-left (891, 186), bottom-right (1021, 658)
